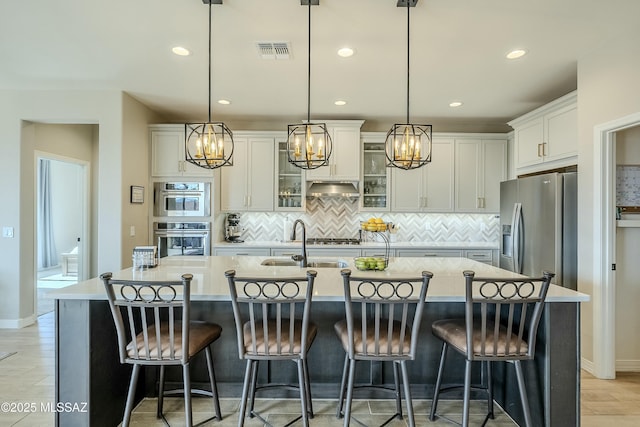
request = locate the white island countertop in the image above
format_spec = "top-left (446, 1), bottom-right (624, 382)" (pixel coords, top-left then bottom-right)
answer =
top-left (48, 256), bottom-right (589, 303)
top-left (214, 240), bottom-right (499, 249)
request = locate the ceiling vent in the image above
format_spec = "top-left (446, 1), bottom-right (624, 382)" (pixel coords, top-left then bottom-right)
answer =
top-left (256, 42), bottom-right (291, 60)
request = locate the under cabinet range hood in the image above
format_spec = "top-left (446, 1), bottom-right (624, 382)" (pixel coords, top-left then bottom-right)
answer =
top-left (306, 181), bottom-right (359, 198)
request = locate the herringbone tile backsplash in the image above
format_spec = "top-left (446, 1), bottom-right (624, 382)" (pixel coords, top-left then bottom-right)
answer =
top-left (221, 198), bottom-right (499, 243)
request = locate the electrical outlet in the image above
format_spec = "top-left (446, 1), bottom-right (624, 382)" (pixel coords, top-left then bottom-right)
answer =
top-left (130, 226), bottom-right (136, 237)
top-left (2, 226), bottom-right (14, 238)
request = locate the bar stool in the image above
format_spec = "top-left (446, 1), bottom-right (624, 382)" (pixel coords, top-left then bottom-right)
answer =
top-left (225, 269), bottom-right (318, 427)
top-left (429, 270), bottom-right (554, 426)
top-left (335, 269), bottom-right (433, 427)
top-left (101, 272), bottom-right (223, 427)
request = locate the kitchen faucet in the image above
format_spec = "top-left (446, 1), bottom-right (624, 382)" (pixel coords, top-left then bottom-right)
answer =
top-left (290, 219), bottom-right (307, 267)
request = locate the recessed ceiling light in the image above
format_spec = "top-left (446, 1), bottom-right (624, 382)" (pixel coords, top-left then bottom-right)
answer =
top-left (449, 101), bottom-right (463, 108)
top-left (337, 47), bottom-right (354, 58)
top-left (334, 100), bottom-right (347, 106)
top-left (172, 46), bottom-right (191, 56)
top-left (217, 99), bottom-right (231, 105)
top-left (506, 49), bottom-right (527, 60)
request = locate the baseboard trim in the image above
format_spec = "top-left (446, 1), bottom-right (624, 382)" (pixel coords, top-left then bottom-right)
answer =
top-left (616, 360), bottom-right (640, 372)
top-left (0, 314), bottom-right (37, 329)
top-left (581, 357), bottom-right (595, 375)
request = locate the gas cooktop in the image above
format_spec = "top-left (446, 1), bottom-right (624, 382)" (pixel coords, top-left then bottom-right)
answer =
top-left (306, 238), bottom-right (361, 245)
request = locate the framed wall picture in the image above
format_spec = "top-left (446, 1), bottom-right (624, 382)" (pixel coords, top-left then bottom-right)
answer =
top-left (130, 185), bottom-right (144, 204)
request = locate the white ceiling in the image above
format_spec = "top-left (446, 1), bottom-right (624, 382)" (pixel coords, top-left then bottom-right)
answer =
top-left (2, 0), bottom-right (639, 132)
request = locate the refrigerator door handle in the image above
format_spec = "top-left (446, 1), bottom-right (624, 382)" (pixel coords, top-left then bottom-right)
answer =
top-left (512, 203), bottom-right (523, 274)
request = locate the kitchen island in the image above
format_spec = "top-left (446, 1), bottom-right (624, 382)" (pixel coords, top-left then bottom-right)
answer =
top-left (50, 256), bottom-right (588, 427)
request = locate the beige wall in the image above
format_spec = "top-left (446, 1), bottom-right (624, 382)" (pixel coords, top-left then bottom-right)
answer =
top-left (577, 26), bottom-right (640, 364)
top-left (121, 93), bottom-right (157, 268)
top-left (0, 90), bottom-right (160, 326)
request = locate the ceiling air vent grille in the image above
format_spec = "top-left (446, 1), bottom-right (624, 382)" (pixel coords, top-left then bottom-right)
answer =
top-left (256, 42), bottom-right (291, 60)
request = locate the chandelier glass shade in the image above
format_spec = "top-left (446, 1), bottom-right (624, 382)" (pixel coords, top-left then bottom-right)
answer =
top-left (286, 0), bottom-right (332, 170)
top-left (385, 0), bottom-right (432, 170)
top-left (185, 0), bottom-right (233, 170)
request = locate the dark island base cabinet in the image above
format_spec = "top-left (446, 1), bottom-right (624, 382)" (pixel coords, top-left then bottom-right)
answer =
top-left (55, 300), bottom-right (579, 427)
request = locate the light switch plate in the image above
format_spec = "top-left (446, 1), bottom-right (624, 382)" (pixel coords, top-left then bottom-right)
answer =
top-left (2, 226), bottom-right (14, 238)
top-left (130, 226), bottom-right (136, 237)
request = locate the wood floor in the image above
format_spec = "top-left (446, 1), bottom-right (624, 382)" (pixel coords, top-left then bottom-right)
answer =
top-left (0, 312), bottom-right (638, 426)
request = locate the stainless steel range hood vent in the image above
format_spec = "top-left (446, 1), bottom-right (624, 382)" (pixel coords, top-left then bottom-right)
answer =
top-left (306, 181), bottom-right (359, 198)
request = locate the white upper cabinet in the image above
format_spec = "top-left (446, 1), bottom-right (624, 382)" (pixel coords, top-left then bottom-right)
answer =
top-left (150, 124), bottom-right (213, 177)
top-left (509, 91), bottom-right (577, 172)
top-left (220, 136), bottom-right (275, 212)
top-left (455, 138), bottom-right (507, 212)
top-left (391, 138), bottom-right (455, 212)
top-left (305, 120), bottom-right (364, 182)
top-left (361, 134), bottom-right (389, 211)
top-left (276, 140), bottom-right (305, 211)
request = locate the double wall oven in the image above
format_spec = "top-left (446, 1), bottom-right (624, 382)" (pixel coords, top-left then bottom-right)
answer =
top-left (154, 182), bottom-right (210, 217)
top-left (154, 222), bottom-right (210, 257)
top-left (153, 181), bottom-right (212, 257)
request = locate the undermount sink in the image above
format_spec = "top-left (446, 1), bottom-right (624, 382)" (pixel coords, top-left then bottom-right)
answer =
top-left (260, 259), bottom-right (348, 268)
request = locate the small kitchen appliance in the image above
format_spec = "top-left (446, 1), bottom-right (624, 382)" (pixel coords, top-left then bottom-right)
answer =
top-left (224, 213), bottom-right (244, 243)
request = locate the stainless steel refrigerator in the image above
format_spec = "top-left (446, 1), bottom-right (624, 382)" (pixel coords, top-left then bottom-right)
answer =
top-left (499, 172), bottom-right (577, 289)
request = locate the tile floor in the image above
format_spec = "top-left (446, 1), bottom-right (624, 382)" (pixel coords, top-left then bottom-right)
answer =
top-left (0, 311), bottom-right (639, 426)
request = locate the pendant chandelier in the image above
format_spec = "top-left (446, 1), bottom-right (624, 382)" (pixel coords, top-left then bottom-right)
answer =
top-left (185, 0), bottom-right (233, 169)
top-left (286, 0), bottom-right (332, 170)
top-left (385, 0), bottom-right (432, 170)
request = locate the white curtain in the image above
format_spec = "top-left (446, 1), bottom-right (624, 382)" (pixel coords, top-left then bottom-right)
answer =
top-left (37, 159), bottom-right (58, 269)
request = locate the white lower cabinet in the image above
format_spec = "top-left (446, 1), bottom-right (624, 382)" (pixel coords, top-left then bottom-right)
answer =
top-left (463, 249), bottom-right (493, 265)
top-left (307, 248), bottom-right (361, 258)
top-left (213, 248), bottom-right (270, 256)
top-left (273, 247), bottom-right (360, 259)
top-left (361, 248), bottom-right (395, 258)
top-left (395, 249), bottom-right (463, 258)
top-left (271, 248), bottom-right (300, 257)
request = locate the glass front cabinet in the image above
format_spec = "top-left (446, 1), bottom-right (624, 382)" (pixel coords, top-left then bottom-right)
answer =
top-left (361, 137), bottom-right (389, 211)
top-left (276, 141), bottom-right (305, 211)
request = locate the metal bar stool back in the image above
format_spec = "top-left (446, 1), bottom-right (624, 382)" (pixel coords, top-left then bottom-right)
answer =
top-left (335, 269), bottom-right (433, 427)
top-left (429, 270), bottom-right (554, 427)
top-left (225, 269), bottom-right (318, 427)
top-left (101, 272), bottom-right (222, 427)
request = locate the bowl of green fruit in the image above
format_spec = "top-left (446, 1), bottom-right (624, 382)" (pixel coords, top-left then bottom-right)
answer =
top-left (354, 257), bottom-right (388, 271)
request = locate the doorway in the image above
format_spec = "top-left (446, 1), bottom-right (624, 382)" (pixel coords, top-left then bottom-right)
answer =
top-left (35, 155), bottom-right (89, 316)
top-left (594, 111), bottom-right (640, 378)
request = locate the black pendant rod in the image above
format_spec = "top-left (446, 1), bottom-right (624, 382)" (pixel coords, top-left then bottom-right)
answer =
top-left (307, 1), bottom-right (311, 124)
top-left (208, 1), bottom-right (212, 123)
top-left (406, 3), bottom-right (410, 124)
